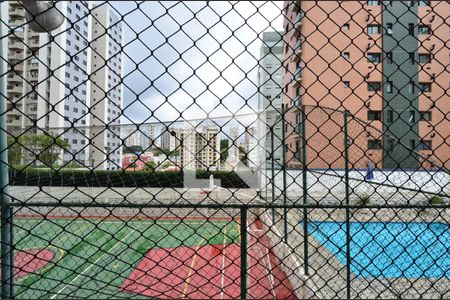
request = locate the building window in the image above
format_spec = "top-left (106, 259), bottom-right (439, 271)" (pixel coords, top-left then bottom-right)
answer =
top-left (409, 110), bottom-right (416, 123)
top-left (419, 53), bottom-right (431, 64)
top-left (408, 81), bottom-right (415, 93)
top-left (409, 139), bottom-right (416, 150)
top-left (419, 82), bottom-right (431, 92)
top-left (368, 110), bottom-right (381, 121)
top-left (343, 52), bottom-right (350, 60)
top-left (418, 25), bottom-right (431, 35)
top-left (72, 139), bottom-right (78, 144)
top-left (342, 23), bottom-right (350, 31)
top-left (419, 111), bottom-right (432, 121)
top-left (368, 140), bottom-right (382, 150)
top-left (387, 110), bottom-right (394, 123)
top-left (386, 52), bottom-right (393, 64)
top-left (409, 52), bottom-right (415, 64)
top-left (418, 0), bottom-right (430, 6)
top-left (367, 25), bottom-right (381, 34)
top-left (367, 0), bottom-right (380, 5)
top-left (386, 23), bottom-right (393, 34)
top-left (64, 105), bottom-right (69, 110)
top-left (418, 140), bottom-right (432, 150)
top-left (408, 23), bottom-right (414, 35)
top-left (367, 52), bottom-right (381, 63)
top-left (343, 81), bottom-right (350, 88)
top-left (387, 138), bottom-right (395, 150)
top-left (368, 82), bottom-right (382, 91)
top-left (386, 81), bottom-right (393, 93)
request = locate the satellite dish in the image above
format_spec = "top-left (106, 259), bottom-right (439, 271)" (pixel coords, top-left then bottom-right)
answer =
top-left (22, 0), bottom-right (64, 33)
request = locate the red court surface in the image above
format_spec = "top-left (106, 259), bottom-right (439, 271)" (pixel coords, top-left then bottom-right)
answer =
top-left (120, 231), bottom-right (296, 299)
top-left (0, 248), bottom-right (54, 279)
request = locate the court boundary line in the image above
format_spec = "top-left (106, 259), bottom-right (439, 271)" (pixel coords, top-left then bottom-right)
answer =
top-left (220, 226), bottom-right (227, 300)
top-left (49, 225), bottom-right (140, 299)
top-left (250, 222), bottom-right (276, 298)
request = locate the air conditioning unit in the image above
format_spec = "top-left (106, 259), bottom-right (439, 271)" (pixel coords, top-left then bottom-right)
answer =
top-left (387, 29), bottom-right (393, 35)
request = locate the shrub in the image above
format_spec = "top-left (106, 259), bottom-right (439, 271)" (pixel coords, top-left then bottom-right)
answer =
top-left (9, 168), bottom-right (249, 188)
top-left (356, 194), bottom-right (371, 206)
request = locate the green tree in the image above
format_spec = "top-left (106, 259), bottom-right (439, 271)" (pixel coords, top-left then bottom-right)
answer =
top-left (123, 145), bottom-right (144, 154)
top-left (144, 161), bottom-right (157, 172)
top-left (220, 139), bottom-right (229, 162)
top-left (38, 134), bottom-right (69, 167)
top-left (155, 148), bottom-right (179, 157)
top-left (239, 146), bottom-right (248, 166)
top-left (7, 136), bottom-right (23, 166)
top-left (19, 133), bottom-right (69, 167)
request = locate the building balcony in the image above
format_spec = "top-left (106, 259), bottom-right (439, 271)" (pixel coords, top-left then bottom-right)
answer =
top-left (292, 12), bottom-right (302, 37)
top-left (291, 40), bottom-right (302, 62)
top-left (291, 96), bottom-right (302, 111)
top-left (11, 31), bottom-right (24, 39)
top-left (7, 74), bottom-right (22, 83)
top-left (28, 62), bottom-right (39, 71)
top-left (9, 7), bottom-right (25, 17)
top-left (9, 41), bottom-right (25, 50)
top-left (9, 64), bottom-right (23, 72)
top-left (8, 19), bottom-right (23, 28)
top-left (29, 39), bottom-right (40, 49)
top-left (8, 52), bottom-right (23, 60)
top-left (291, 67), bottom-right (302, 88)
top-left (7, 85), bottom-right (23, 94)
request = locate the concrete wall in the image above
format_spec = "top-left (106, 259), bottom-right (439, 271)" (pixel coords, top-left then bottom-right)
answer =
top-left (263, 169), bottom-right (449, 203)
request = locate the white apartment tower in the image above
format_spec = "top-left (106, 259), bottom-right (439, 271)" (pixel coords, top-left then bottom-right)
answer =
top-left (3, 1), bottom-right (123, 170)
top-left (225, 125), bottom-right (240, 169)
top-left (89, 4), bottom-right (123, 170)
top-left (257, 31), bottom-right (284, 169)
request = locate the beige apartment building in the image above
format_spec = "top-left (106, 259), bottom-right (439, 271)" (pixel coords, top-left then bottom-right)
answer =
top-left (283, 0), bottom-right (450, 170)
top-left (179, 125), bottom-right (220, 171)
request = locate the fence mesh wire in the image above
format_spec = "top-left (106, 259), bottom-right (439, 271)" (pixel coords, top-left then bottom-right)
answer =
top-left (0, 0), bottom-right (449, 299)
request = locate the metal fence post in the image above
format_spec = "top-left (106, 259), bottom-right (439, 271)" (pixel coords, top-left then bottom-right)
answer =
top-left (344, 110), bottom-right (351, 299)
top-left (0, 6), bottom-right (14, 297)
top-left (301, 106), bottom-right (309, 275)
top-left (281, 104), bottom-right (288, 244)
top-left (240, 206), bottom-right (247, 300)
top-left (271, 129), bottom-right (275, 224)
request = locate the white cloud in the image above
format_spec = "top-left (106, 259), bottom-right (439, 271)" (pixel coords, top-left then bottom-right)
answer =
top-left (110, 1), bottom-right (283, 124)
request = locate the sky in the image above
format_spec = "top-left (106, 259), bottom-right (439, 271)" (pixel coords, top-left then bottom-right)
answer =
top-left (108, 1), bottom-right (284, 125)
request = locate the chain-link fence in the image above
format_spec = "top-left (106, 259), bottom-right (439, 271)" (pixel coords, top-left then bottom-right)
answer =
top-left (1, 0), bottom-right (449, 299)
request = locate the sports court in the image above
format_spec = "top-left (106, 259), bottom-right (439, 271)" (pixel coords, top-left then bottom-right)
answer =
top-left (10, 215), bottom-right (296, 299)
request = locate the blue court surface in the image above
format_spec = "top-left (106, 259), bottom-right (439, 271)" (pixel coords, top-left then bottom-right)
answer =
top-left (307, 221), bottom-right (450, 279)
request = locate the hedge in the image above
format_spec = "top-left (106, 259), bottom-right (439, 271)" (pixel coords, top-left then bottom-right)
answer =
top-left (9, 168), bottom-right (250, 188)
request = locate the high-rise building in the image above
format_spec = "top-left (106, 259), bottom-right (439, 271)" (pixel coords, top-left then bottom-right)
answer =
top-left (244, 126), bottom-right (258, 169)
top-left (160, 127), bottom-right (181, 151)
top-left (89, 4), bottom-right (123, 170)
top-left (283, 0), bottom-right (450, 169)
top-left (3, 1), bottom-right (124, 170)
top-left (179, 125), bottom-right (220, 171)
top-left (4, 1), bottom-right (49, 131)
top-left (258, 31), bottom-right (284, 169)
top-left (225, 126), bottom-right (240, 169)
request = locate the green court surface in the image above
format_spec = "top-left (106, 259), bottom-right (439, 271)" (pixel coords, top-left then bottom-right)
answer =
top-left (11, 217), bottom-right (240, 299)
